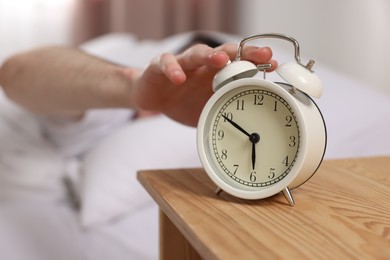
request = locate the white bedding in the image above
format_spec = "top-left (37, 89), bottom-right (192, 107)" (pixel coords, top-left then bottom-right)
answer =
top-left (0, 31), bottom-right (389, 260)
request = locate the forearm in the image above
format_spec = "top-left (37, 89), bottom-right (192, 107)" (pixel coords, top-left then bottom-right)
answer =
top-left (0, 46), bottom-right (138, 117)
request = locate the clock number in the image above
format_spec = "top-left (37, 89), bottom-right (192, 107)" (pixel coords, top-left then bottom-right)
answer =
top-left (221, 149), bottom-right (228, 160)
top-left (285, 115), bottom-right (293, 127)
top-left (273, 101), bottom-right (278, 111)
top-left (282, 156), bottom-right (289, 166)
top-left (289, 136), bottom-right (296, 147)
top-left (250, 171), bottom-right (256, 182)
top-left (233, 164), bottom-right (239, 175)
top-left (223, 112), bottom-right (233, 122)
top-left (268, 168), bottom-right (276, 179)
top-left (236, 100), bottom-right (245, 110)
top-left (254, 94), bottom-right (264, 105)
top-left (217, 130), bottom-right (225, 140)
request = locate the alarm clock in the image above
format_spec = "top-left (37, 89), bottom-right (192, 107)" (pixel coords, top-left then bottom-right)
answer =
top-left (197, 33), bottom-right (327, 206)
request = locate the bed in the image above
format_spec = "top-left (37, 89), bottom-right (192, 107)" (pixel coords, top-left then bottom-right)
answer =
top-left (0, 31), bottom-right (389, 260)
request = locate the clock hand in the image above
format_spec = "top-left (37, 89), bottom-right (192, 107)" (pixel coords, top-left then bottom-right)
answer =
top-left (249, 133), bottom-right (260, 170)
top-left (251, 141), bottom-right (256, 170)
top-left (222, 115), bottom-right (251, 137)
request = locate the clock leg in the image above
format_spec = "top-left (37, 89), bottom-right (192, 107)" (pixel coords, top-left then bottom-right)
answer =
top-left (215, 187), bottom-right (223, 195)
top-left (282, 187), bottom-right (295, 206)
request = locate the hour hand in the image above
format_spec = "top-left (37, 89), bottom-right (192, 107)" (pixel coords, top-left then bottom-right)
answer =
top-left (222, 115), bottom-right (250, 137)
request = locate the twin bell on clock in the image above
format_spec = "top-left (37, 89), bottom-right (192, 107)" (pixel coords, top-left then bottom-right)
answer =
top-left (197, 33), bottom-right (327, 206)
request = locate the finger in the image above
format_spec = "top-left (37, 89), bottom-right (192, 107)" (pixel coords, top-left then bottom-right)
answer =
top-left (217, 43), bottom-right (272, 63)
top-left (150, 53), bottom-right (186, 85)
top-left (267, 59), bottom-right (278, 72)
top-left (244, 46), bottom-right (278, 71)
top-left (177, 44), bottom-right (230, 71)
top-left (217, 43), bottom-right (278, 71)
top-left (215, 43), bottom-right (239, 60)
top-left (243, 46), bottom-right (273, 64)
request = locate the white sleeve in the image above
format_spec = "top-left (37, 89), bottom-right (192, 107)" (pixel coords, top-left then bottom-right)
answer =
top-left (38, 109), bottom-right (134, 157)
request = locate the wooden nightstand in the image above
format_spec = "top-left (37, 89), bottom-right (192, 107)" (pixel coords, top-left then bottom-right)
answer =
top-left (137, 157), bottom-right (390, 260)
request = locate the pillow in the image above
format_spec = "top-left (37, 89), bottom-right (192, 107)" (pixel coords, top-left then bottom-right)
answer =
top-left (0, 90), bottom-right (67, 202)
top-left (78, 115), bottom-right (201, 228)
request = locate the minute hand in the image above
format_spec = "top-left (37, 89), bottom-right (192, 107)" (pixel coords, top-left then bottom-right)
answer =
top-left (222, 115), bottom-right (251, 137)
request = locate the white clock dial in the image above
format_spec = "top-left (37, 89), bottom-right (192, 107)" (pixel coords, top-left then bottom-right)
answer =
top-left (204, 85), bottom-right (300, 191)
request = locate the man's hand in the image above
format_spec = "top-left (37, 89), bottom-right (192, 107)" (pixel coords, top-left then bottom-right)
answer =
top-left (125, 43), bottom-right (277, 127)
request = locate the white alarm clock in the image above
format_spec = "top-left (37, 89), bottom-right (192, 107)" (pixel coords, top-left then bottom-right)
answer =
top-left (197, 33), bottom-right (327, 206)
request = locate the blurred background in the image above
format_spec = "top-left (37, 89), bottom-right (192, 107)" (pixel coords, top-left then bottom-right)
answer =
top-left (0, 0), bottom-right (389, 95)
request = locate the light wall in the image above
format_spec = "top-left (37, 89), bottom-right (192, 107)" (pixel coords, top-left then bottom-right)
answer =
top-left (0, 0), bottom-right (75, 62)
top-left (0, 0), bottom-right (236, 61)
top-left (235, 0), bottom-right (390, 95)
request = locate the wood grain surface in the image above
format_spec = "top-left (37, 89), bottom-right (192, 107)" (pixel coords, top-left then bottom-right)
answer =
top-left (138, 157), bottom-right (390, 260)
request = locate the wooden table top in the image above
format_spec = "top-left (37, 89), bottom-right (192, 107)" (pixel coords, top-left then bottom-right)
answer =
top-left (138, 157), bottom-right (390, 259)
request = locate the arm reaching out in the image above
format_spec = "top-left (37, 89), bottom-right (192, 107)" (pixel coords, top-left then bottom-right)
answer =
top-left (0, 43), bottom-right (277, 126)
top-left (0, 46), bottom-right (134, 118)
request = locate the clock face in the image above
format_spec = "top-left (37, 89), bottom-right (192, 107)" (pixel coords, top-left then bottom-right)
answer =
top-left (203, 85), bottom-right (300, 192)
